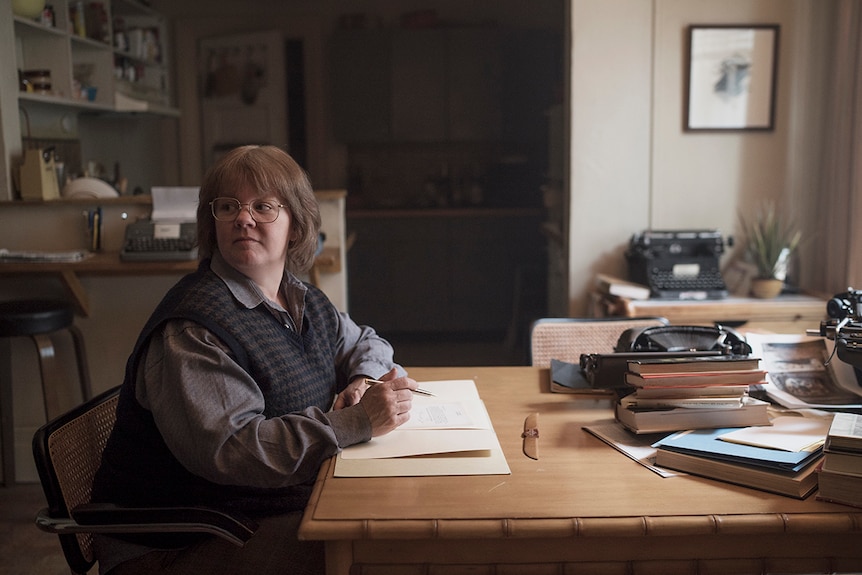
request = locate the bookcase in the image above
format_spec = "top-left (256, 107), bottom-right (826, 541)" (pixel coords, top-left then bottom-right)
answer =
top-left (12, 0), bottom-right (177, 115)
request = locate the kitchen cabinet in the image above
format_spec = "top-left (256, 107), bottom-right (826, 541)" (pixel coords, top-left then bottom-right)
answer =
top-left (330, 27), bottom-right (501, 143)
top-left (347, 209), bottom-right (544, 335)
top-left (12, 0), bottom-right (177, 115)
top-left (329, 30), bottom-right (392, 143)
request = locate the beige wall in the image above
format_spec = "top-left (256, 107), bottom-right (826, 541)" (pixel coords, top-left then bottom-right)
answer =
top-left (567, 0), bottom-right (826, 315)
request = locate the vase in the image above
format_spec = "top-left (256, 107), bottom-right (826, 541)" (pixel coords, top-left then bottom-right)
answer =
top-left (751, 278), bottom-right (783, 299)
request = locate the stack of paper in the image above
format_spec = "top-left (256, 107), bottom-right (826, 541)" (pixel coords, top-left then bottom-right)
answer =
top-left (334, 380), bottom-right (511, 477)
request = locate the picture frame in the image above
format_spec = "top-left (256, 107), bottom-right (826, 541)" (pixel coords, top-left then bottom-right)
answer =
top-left (685, 25), bottom-right (779, 131)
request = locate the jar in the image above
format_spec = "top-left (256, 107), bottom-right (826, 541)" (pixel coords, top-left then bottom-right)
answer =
top-left (22, 69), bottom-right (52, 94)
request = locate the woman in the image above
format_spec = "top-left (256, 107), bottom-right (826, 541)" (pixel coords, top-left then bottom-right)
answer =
top-left (92, 146), bottom-right (417, 574)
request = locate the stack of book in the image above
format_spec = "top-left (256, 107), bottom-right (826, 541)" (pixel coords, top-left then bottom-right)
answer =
top-left (817, 412), bottom-right (862, 508)
top-left (615, 355), bottom-right (770, 434)
top-left (594, 273), bottom-right (651, 300)
top-left (652, 418), bottom-right (828, 499)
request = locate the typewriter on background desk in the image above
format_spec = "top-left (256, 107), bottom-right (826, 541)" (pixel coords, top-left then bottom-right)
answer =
top-left (120, 220), bottom-right (198, 262)
top-left (120, 186), bottom-right (199, 262)
top-left (626, 229), bottom-right (729, 300)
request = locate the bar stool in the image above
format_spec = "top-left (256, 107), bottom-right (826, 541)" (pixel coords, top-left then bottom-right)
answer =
top-left (0, 299), bottom-right (92, 485)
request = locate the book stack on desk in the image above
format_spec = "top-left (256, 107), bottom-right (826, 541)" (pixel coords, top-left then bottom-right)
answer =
top-left (652, 418), bottom-right (828, 499)
top-left (615, 356), bottom-right (770, 434)
top-left (594, 273), bottom-right (652, 300)
top-left (817, 412), bottom-right (862, 508)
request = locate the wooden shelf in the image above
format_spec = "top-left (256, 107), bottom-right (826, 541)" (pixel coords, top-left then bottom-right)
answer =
top-left (1, 249), bottom-right (343, 317)
top-left (591, 291), bottom-right (828, 330)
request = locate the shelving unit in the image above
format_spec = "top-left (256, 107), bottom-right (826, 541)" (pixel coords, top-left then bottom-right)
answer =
top-left (13, 0), bottom-right (178, 116)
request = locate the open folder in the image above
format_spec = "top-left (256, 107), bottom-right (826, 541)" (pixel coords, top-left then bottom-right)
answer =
top-left (333, 380), bottom-right (511, 477)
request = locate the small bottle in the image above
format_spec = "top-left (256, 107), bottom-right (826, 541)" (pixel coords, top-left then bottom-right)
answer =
top-left (40, 4), bottom-right (55, 27)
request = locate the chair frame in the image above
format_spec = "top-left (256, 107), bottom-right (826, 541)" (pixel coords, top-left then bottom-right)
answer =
top-left (33, 385), bottom-right (258, 574)
top-left (529, 316), bottom-right (670, 369)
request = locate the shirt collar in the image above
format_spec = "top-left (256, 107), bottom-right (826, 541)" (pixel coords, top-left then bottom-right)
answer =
top-left (210, 252), bottom-right (307, 316)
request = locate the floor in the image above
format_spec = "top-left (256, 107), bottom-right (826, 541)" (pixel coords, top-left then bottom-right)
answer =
top-left (1, 482), bottom-right (69, 575)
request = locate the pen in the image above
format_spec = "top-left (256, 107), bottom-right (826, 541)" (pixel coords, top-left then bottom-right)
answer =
top-left (364, 378), bottom-right (436, 397)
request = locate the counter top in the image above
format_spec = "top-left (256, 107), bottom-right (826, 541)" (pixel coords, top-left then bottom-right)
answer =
top-left (347, 206), bottom-right (543, 218)
top-left (0, 248), bottom-right (341, 317)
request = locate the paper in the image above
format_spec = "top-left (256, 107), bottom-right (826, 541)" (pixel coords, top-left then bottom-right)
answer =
top-left (746, 333), bottom-right (862, 409)
top-left (583, 420), bottom-right (680, 478)
top-left (717, 415), bottom-right (832, 452)
top-left (334, 380), bottom-right (510, 477)
top-left (151, 186), bottom-right (199, 222)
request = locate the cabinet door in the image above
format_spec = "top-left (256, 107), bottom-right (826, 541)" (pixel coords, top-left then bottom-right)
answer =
top-left (448, 29), bottom-right (502, 141)
top-left (391, 30), bottom-right (447, 142)
top-left (329, 31), bottom-right (392, 142)
top-left (347, 218), bottom-right (449, 333)
top-left (449, 215), bottom-right (546, 333)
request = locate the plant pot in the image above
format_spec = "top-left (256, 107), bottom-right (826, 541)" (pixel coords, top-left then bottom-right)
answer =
top-left (751, 278), bottom-right (784, 299)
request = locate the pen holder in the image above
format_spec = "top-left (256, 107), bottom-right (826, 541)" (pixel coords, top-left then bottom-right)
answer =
top-left (83, 208), bottom-right (102, 251)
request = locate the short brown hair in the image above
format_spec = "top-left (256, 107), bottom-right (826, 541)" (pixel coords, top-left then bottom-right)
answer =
top-left (196, 146), bottom-right (321, 274)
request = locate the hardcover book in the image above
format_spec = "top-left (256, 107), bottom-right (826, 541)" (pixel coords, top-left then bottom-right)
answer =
top-left (655, 448), bottom-right (820, 499)
top-left (631, 384), bottom-right (751, 399)
top-left (595, 273), bottom-right (651, 300)
top-left (824, 412), bottom-right (862, 454)
top-left (821, 451), bottom-right (862, 475)
top-left (817, 465), bottom-right (862, 507)
top-left (615, 396), bottom-right (770, 434)
top-left (627, 356), bottom-right (762, 375)
top-left (625, 370), bottom-right (767, 387)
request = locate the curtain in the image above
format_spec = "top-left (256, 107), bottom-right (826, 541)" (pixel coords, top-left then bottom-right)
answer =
top-left (805, 0), bottom-right (862, 295)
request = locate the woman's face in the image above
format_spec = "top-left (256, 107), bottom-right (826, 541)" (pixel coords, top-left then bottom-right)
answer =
top-left (214, 186), bottom-right (294, 277)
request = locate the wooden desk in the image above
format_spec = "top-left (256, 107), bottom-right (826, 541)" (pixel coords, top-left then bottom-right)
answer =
top-left (0, 249), bottom-right (341, 317)
top-left (592, 291), bottom-right (827, 333)
top-left (299, 366), bottom-right (862, 575)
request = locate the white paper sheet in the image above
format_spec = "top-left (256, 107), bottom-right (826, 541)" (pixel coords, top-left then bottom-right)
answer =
top-left (717, 414), bottom-right (832, 452)
top-left (334, 379), bottom-right (511, 476)
top-left (583, 420), bottom-right (681, 478)
top-left (151, 186), bottom-right (199, 222)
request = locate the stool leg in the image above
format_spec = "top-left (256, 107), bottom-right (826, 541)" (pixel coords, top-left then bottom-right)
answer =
top-left (0, 340), bottom-right (13, 486)
top-left (31, 333), bottom-right (64, 422)
top-left (67, 324), bottom-right (92, 401)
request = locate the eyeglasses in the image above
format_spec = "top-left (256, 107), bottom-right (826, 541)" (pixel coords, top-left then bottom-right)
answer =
top-left (210, 197), bottom-right (285, 223)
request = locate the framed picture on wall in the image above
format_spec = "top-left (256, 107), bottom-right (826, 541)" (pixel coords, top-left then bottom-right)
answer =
top-left (685, 25), bottom-right (779, 131)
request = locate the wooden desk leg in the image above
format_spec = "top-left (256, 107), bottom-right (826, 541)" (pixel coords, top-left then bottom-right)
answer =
top-left (325, 541), bottom-right (353, 575)
top-left (59, 271), bottom-right (90, 317)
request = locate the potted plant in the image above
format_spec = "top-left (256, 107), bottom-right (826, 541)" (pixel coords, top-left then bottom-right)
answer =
top-left (738, 202), bottom-right (802, 298)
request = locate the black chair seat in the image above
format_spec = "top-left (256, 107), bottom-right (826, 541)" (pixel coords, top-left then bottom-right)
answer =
top-left (0, 300), bottom-right (75, 337)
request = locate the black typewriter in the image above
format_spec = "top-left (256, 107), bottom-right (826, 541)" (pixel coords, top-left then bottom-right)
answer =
top-left (120, 220), bottom-right (198, 262)
top-left (818, 288), bottom-right (862, 370)
top-left (626, 229), bottom-right (729, 299)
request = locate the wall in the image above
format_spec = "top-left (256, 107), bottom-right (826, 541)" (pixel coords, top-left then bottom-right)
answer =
top-left (567, 0), bottom-right (826, 315)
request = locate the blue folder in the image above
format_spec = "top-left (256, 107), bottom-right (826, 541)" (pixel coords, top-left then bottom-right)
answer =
top-left (652, 427), bottom-right (822, 473)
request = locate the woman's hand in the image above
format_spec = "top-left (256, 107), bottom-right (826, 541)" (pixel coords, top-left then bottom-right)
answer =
top-left (333, 367), bottom-right (407, 411)
top-left (359, 374), bottom-right (418, 436)
top-left (333, 376), bottom-right (372, 410)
